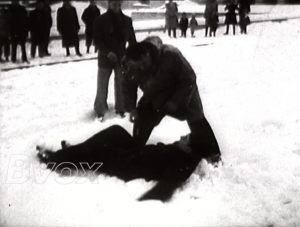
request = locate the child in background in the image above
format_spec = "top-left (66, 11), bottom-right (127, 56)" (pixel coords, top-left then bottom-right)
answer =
top-left (179, 12), bottom-right (188, 38)
top-left (189, 14), bottom-right (198, 37)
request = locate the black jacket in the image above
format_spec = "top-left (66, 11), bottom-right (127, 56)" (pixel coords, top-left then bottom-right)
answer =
top-left (81, 4), bottom-right (100, 35)
top-left (9, 4), bottom-right (29, 41)
top-left (57, 5), bottom-right (80, 47)
top-left (138, 44), bottom-right (203, 120)
top-left (93, 9), bottom-right (136, 67)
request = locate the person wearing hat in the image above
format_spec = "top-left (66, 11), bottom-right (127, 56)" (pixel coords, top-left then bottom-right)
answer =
top-left (93, 0), bottom-right (136, 120)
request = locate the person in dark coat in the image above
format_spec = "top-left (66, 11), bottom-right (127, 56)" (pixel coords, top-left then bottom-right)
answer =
top-left (57, 0), bottom-right (81, 56)
top-left (224, 0), bottom-right (238, 35)
top-left (122, 38), bottom-right (221, 162)
top-left (165, 0), bottom-right (178, 38)
top-left (189, 14), bottom-right (198, 37)
top-left (37, 124), bottom-right (221, 201)
top-left (81, 0), bottom-right (100, 54)
top-left (9, 0), bottom-right (29, 63)
top-left (179, 12), bottom-right (188, 38)
top-left (0, 7), bottom-right (11, 62)
top-left (204, 0), bottom-right (218, 37)
top-left (29, 0), bottom-right (48, 58)
top-left (43, 0), bottom-right (52, 56)
top-left (93, 0), bottom-right (137, 119)
top-left (238, 0), bottom-right (251, 34)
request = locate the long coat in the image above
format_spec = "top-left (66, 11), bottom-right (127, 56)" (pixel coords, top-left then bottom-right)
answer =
top-left (29, 8), bottom-right (49, 44)
top-left (179, 16), bottom-right (188, 31)
top-left (135, 44), bottom-right (204, 121)
top-left (165, 2), bottom-right (178, 29)
top-left (81, 5), bottom-right (100, 37)
top-left (0, 8), bottom-right (11, 40)
top-left (57, 5), bottom-right (80, 47)
top-left (225, 3), bottom-right (238, 25)
top-left (93, 9), bottom-right (136, 68)
top-left (9, 4), bottom-right (29, 42)
top-left (204, 1), bottom-right (218, 27)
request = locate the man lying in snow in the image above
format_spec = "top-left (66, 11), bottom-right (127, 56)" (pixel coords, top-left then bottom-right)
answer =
top-left (37, 124), bottom-right (221, 201)
top-left (122, 36), bottom-right (221, 160)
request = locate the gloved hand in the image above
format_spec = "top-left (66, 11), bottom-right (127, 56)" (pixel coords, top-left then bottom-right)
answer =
top-left (129, 109), bottom-right (138, 123)
top-left (107, 52), bottom-right (118, 64)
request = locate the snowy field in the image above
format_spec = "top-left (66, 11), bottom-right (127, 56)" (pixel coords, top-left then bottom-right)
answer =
top-left (1, 4), bottom-right (300, 227)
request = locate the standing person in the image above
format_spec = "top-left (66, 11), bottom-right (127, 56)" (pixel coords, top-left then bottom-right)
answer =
top-left (165, 0), bottom-right (178, 38)
top-left (29, 0), bottom-right (48, 58)
top-left (224, 0), bottom-right (238, 35)
top-left (122, 38), bottom-right (221, 162)
top-left (81, 0), bottom-right (100, 54)
top-left (93, 0), bottom-right (137, 120)
top-left (0, 7), bottom-right (11, 62)
top-left (179, 12), bottom-right (188, 38)
top-left (9, 0), bottom-right (29, 63)
top-left (43, 0), bottom-right (52, 56)
top-left (57, 0), bottom-right (81, 57)
top-left (238, 0), bottom-right (250, 34)
top-left (204, 0), bottom-right (218, 37)
top-left (189, 14), bottom-right (198, 37)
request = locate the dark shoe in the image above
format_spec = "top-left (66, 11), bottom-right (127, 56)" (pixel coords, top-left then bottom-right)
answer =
top-left (116, 111), bottom-right (125, 118)
top-left (76, 53), bottom-right (82, 57)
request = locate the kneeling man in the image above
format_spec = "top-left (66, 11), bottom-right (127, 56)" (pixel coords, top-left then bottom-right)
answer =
top-left (123, 37), bottom-right (221, 160)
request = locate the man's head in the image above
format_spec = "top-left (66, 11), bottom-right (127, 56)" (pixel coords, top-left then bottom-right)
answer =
top-left (89, 0), bottom-right (96, 5)
top-left (122, 41), bottom-right (159, 83)
top-left (108, 0), bottom-right (122, 13)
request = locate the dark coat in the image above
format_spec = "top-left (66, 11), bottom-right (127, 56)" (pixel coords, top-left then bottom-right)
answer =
top-left (179, 17), bottom-right (188, 31)
top-left (238, 0), bottom-right (251, 13)
top-left (204, 1), bottom-right (218, 27)
top-left (37, 125), bottom-right (203, 201)
top-left (0, 8), bottom-right (11, 39)
top-left (57, 5), bottom-right (80, 47)
top-left (29, 8), bottom-right (49, 44)
top-left (165, 2), bottom-right (178, 29)
top-left (136, 44), bottom-right (204, 121)
top-left (225, 3), bottom-right (238, 25)
top-left (9, 4), bottom-right (29, 42)
top-left (44, 4), bottom-right (53, 32)
top-left (81, 4), bottom-right (100, 36)
top-left (189, 17), bottom-right (198, 29)
top-left (93, 9), bottom-right (136, 68)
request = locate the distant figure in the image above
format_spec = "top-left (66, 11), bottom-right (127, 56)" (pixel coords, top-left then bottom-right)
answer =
top-left (189, 14), bottom-right (198, 37)
top-left (93, 0), bottom-right (137, 119)
top-left (43, 0), bottom-right (53, 56)
top-left (81, 0), bottom-right (100, 54)
top-left (224, 0), bottom-right (238, 35)
top-left (165, 0), bottom-right (178, 38)
top-left (204, 0), bottom-right (218, 37)
top-left (239, 9), bottom-right (250, 34)
top-left (238, 0), bottom-right (251, 34)
top-left (9, 0), bottom-right (29, 63)
top-left (57, 0), bottom-right (81, 56)
top-left (179, 12), bottom-right (188, 38)
top-left (0, 7), bottom-right (11, 62)
top-left (29, 0), bottom-right (48, 58)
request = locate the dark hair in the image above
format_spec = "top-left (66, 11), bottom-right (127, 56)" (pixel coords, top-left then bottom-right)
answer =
top-left (125, 41), bottom-right (159, 62)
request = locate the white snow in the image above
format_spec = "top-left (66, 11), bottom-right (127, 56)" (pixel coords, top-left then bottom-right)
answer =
top-left (1, 3), bottom-right (300, 227)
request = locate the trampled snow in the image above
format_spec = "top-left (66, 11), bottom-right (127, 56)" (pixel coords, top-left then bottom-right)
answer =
top-left (1, 4), bottom-right (300, 227)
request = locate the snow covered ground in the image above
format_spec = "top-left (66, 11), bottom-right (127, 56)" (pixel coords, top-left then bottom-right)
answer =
top-left (1, 4), bottom-right (300, 227)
